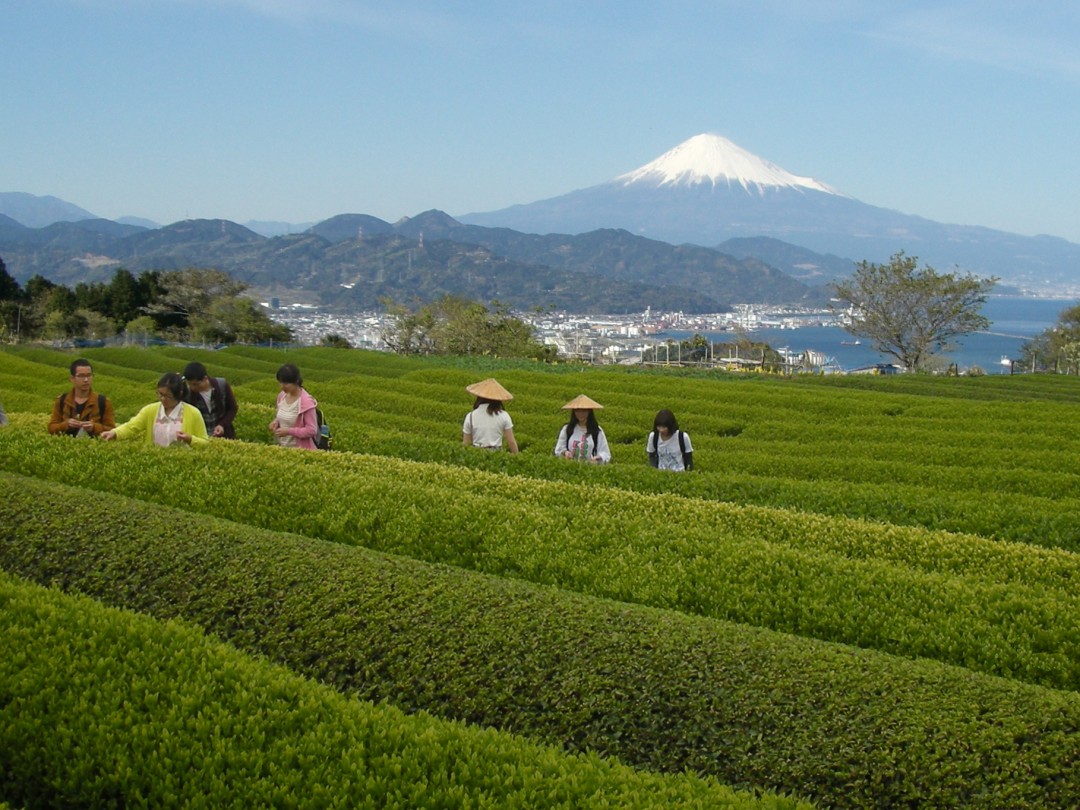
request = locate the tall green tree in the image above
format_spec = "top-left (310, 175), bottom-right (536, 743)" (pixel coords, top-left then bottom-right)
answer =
top-left (0, 258), bottom-right (27, 341)
top-left (144, 268), bottom-right (290, 344)
top-left (320, 333), bottom-right (353, 348)
top-left (143, 268), bottom-right (247, 327)
top-left (105, 269), bottom-right (154, 326)
top-left (1020, 302), bottom-right (1080, 373)
top-left (0, 257), bottom-right (22, 302)
top-left (74, 308), bottom-right (115, 340)
top-left (383, 295), bottom-right (552, 359)
top-left (124, 315), bottom-right (159, 347)
top-left (24, 275), bottom-right (58, 304)
top-left (73, 280), bottom-right (111, 318)
top-left (192, 296), bottom-right (291, 345)
top-left (381, 298), bottom-right (438, 355)
top-left (831, 252), bottom-right (996, 371)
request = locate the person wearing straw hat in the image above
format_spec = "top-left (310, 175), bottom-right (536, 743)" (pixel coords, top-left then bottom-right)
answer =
top-left (554, 394), bottom-right (610, 463)
top-left (462, 378), bottom-right (518, 452)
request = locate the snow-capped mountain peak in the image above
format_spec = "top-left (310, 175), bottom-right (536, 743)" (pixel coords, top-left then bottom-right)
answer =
top-left (616, 133), bottom-right (840, 196)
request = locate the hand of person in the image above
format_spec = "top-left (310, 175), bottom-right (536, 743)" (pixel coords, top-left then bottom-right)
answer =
top-left (562, 450), bottom-right (574, 459)
top-left (268, 419), bottom-right (279, 432)
top-left (101, 430), bottom-right (116, 441)
top-left (212, 425), bottom-right (225, 437)
top-left (273, 426), bottom-right (291, 438)
top-left (67, 417), bottom-right (82, 429)
top-left (81, 420), bottom-right (94, 431)
top-left (176, 431), bottom-right (192, 445)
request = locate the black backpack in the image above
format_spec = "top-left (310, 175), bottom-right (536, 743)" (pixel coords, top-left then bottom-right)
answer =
top-left (649, 429), bottom-right (693, 471)
top-left (315, 407), bottom-right (332, 450)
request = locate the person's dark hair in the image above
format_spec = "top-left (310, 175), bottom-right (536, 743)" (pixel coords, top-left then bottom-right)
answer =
top-left (565, 409), bottom-right (600, 454)
top-left (653, 409), bottom-right (679, 435)
top-left (276, 363), bottom-right (303, 387)
top-left (183, 361), bottom-right (208, 382)
top-left (474, 397), bottom-right (504, 416)
top-left (157, 372), bottom-right (188, 402)
top-left (70, 358), bottom-right (92, 375)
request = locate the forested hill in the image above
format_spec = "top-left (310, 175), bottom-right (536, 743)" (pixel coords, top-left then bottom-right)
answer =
top-left (0, 211), bottom-right (828, 313)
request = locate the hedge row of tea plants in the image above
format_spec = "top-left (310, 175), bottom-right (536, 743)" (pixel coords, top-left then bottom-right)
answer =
top-left (6, 345), bottom-right (1080, 545)
top-left (9, 345), bottom-right (1080, 541)
top-left (276, 415), bottom-right (1080, 548)
top-left (0, 571), bottom-right (795, 810)
top-left (314, 363), bottom-right (1080, 496)
top-left (4, 475), bottom-right (1080, 808)
top-left (2, 429), bottom-right (1080, 695)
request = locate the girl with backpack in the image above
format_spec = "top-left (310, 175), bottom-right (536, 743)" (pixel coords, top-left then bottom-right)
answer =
top-left (269, 364), bottom-right (319, 450)
top-left (646, 409), bottom-right (694, 471)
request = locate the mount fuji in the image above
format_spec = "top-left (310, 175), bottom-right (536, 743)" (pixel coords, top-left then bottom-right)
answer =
top-left (460, 134), bottom-right (1080, 291)
top-left (615, 133), bottom-right (838, 196)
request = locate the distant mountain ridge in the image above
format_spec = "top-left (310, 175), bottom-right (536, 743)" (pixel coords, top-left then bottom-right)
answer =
top-left (8, 133), bottom-right (1080, 294)
top-left (460, 133), bottom-right (1080, 292)
top-left (0, 193), bottom-right (314, 238)
top-left (716, 237), bottom-right (857, 284)
top-left (0, 210), bottom-right (827, 313)
top-left (0, 192), bottom-right (98, 229)
top-left (388, 210), bottom-right (816, 306)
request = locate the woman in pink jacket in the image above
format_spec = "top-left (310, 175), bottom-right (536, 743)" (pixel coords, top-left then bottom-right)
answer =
top-left (268, 363), bottom-right (319, 450)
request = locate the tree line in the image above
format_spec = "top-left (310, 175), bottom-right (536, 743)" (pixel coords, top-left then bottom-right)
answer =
top-left (382, 295), bottom-right (555, 360)
top-left (5, 250), bottom-right (1075, 370)
top-left (0, 259), bottom-right (291, 346)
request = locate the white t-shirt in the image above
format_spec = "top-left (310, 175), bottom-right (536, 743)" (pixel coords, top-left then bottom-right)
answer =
top-left (276, 397), bottom-right (300, 448)
top-left (463, 406), bottom-right (513, 449)
top-left (647, 430), bottom-right (693, 471)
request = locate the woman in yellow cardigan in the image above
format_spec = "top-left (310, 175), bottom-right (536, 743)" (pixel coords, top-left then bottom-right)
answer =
top-left (102, 372), bottom-right (208, 447)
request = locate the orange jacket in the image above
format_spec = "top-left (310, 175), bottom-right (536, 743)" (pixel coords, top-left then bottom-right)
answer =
top-left (48, 388), bottom-right (116, 437)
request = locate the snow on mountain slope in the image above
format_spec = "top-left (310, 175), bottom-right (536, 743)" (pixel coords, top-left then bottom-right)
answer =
top-left (617, 133), bottom-right (841, 196)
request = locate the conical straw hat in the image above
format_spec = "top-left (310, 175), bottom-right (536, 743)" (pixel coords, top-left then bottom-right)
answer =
top-left (561, 394), bottom-right (603, 410)
top-left (466, 378), bottom-right (514, 401)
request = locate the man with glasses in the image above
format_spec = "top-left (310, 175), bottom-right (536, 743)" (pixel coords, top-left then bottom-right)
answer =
top-left (47, 359), bottom-right (116, 437)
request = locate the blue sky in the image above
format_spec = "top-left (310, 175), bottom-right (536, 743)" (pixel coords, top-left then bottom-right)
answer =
top-left (4, 1), bottom-right (1080, 242)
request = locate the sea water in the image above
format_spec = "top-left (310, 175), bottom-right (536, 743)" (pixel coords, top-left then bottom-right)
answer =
top-left (665, 296), bottom-right (1075, 373)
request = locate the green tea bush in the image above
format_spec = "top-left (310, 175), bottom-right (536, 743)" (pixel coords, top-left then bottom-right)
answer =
top-left (0, 571), bottom-right (796, 809)
top-left (2, 430), bottom-right (1079, 690)
top-left (6, 345), bottom-right (1080, 543)
top-left (2, 476), bottom-right (1079, 808)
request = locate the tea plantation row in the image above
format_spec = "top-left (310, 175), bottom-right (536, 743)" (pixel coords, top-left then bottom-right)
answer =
top-left (3, 345), bottom-right (1079, 546)
top-left (1, 568), bottom-right (794, 809)
top-left (3, 474), bottom-right (1078, 808)
top-left (3, 345), bottom-right (1080, 808)
top-left (1, 427), bottom-right (1078, 693)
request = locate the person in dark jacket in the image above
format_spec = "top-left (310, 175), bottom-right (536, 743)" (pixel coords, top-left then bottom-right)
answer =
top-left (182, 361), bottom-right (239, 439)
top-left (47, 358), bottom-right (116, 437)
